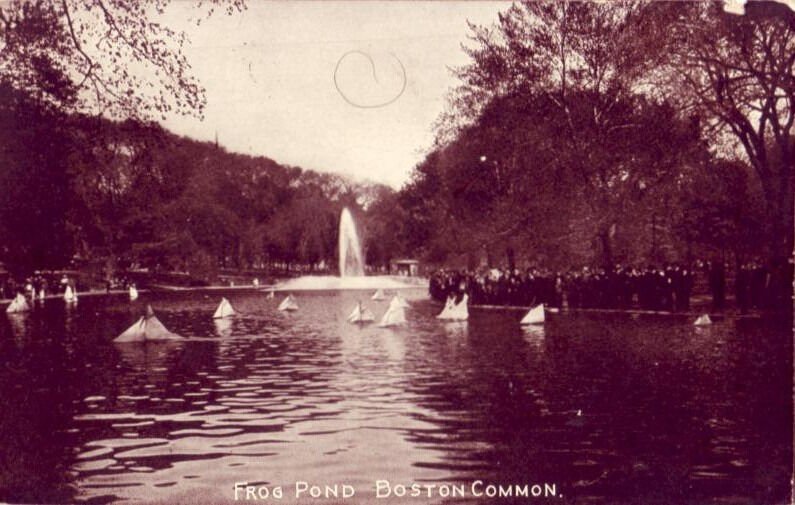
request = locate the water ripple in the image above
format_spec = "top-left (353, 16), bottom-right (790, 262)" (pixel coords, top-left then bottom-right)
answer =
top-left (0, 289), bottom-right (789, 504)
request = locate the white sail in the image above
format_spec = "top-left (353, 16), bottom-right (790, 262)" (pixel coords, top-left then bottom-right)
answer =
top-left (129, 286), bottom-right (139, 301)
top-left (395, 294), bottom-right (410, 308)
top-left (378, 296), bottom-right (406, 326)
top-left (64, 285), bottom-right (76, 303)
top-left (521, 304), bottom-right (545, 325)
top-left (115, 306), bottom-right (182, 342)
top-left (347, 302), bottom-right (375, 323)
top-left (391, 294), bottom-right (404, 310)
top-left (693, 314), bottom-right (712, 326)
top-left (266, 290), bottom-right (275, 299)
top-left (6, 293), bottom-right (30, 313)
top-left (347, 303), bottom-right (361, 322)
top-left (446, 294), bottom-right (469, 321)
top-left (115, 316), bottom-right (146, 342)
top-left (378, 306), bottom-right (406, 327)
top-left (213, 297), bottom-right (236, 319)
top-left (144, 314), bottom-right (180, 339)
top-left (436, 296), bottom-right (457, 319)
top-left (371, 289), bottom-right (386, 301)
top-left (278, 295), bottom-right (299, 311)
top-left (38, 289), bottom-right (45, 300)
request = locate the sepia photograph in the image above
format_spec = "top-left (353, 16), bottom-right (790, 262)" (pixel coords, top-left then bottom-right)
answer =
top-left (0, 0), bottom-right (793, 504)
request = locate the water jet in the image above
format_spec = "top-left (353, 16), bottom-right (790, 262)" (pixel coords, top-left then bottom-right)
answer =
top-left (276, 207), bottom-right (419, 291)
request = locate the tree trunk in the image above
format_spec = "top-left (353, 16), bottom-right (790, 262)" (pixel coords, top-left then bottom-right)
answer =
top-left (762, 174), bottom-right (793, 262)
top-left (599, 229), bottom-right (613, 268)
top-left (506, 247), bottom-right (516, 271)
top-left (467, 252), bottom-right (477, 271)
top-left (759, 168), bottom-right (794, 308)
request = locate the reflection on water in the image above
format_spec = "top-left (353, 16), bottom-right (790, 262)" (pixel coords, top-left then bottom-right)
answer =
top-left (6, 312), bottom-right (29, 342)
top-left (0, 290), bottom-right (791, 504)
top-left (213, 318), bottom-right (233, 338)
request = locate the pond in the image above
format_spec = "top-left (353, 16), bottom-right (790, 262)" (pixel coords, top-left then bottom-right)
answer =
top-left (0, 289), bottom-right (791, 504)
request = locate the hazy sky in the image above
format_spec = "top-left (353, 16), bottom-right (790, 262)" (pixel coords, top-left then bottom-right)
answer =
top-left (159, 2), bottom-right (506, 188)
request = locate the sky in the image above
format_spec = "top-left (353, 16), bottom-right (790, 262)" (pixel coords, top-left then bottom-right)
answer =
top-left (158, 2), bottom-right (506, 188)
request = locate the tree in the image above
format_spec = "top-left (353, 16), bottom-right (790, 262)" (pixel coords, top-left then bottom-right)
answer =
top-left (651, 1), bottom-right (795, 266)
top-left (0, 85), bottom-right (73, 275)
top-left (421, 0), bottom-right (793, 282)
top-left (437, 0), bottom-right (652, 144)
top-left (0, 0), bottom-right (244, 119)
top-left (0, 0), bottom-right (245, 277)
top-left (67, 118), bottom-right (173, 271)
top-left (415, 1), bottom-right (708, 268)
top-left (404, 88), bottom-right (705, 269)
top-left (678, 158), bottom-right (767, 260)
top-left (360, 185), bottom-right (406, 270)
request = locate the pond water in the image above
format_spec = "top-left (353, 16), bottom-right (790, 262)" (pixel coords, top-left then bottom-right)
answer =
top-left (0, 289), bottom-right (791, 504)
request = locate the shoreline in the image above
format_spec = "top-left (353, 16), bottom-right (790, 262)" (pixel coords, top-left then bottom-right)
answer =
top-left (0, 284), bottom-right (274, 306)
top-left (431, 300), bottom-right (786, 320)
top-left (0, 280), bottom-right (428, 306)
top-left (3, 285), bottom-right (783, 320)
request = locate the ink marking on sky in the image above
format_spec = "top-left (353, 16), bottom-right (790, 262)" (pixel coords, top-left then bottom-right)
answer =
top-left (334, 50), bottom-right (407, 109)
top-left (156, 2), bottom-right (515, 188)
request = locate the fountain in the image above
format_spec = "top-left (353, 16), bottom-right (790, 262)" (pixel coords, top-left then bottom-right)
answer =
top-left (275, 207), bottom-right (420, 291)
top-left (339, 207), bottom-right (364, 277)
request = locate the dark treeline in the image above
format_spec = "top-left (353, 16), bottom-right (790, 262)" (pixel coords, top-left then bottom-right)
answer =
top-left (389, 88), bottom-right (775, 273)
top-left (1, 1), bottom-right (793, 309)
top-left (0, 84), bottom-right (397, 282)
top-left (378, 1), bottom-right (794, 308)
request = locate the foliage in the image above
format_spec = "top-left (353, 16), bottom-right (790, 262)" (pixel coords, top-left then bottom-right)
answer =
top-left (397, 0), bottom-right (792, 278)
top-left (404, 1), bottom-right (712, 269)
top-left (0, 0), bottom-right (244, 119)
top-left (649, 0), bottom-right (795, 261)
top-left (0, 85), bottom-right (73, 275)
top-left (402, 88), bottom-right (708, 268)
top-left (1, 0), bottom-right (792, 296)
top-left (0, 92), bottom-right (394, 279)
top-left (677, 159), bottom-right (767, 258)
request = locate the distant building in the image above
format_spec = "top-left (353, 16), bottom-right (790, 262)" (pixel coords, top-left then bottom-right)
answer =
top-left (390, 259), bottom-right (419, 277)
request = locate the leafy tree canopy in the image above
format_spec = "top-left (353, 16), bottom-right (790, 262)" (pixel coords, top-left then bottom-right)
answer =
top-left (0, 0), bottom-right (244, 119)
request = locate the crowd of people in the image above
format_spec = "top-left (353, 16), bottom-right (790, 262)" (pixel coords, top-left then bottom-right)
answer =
top-left (0, 271), bottom-right (147, 301)
top-left (430, 260), bottom-right (780, 312)
top-left (734, 261), bottom-right (785, 312)
top-left (0, 273), bottom-right (78, 301)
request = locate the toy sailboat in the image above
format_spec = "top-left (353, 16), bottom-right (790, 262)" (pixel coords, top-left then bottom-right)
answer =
top-left (278, 294), bottom-right (299, 311)
top-left (64, 285), bottom-right (78, 304)
top-left (213, 297), bottom-right (236, 319)
top-left (378, 296), bottom-right (406, 327)
top-left (437, 295), bottom-right (468, 321)
top-left (115, 305), bottom-right (182, 342)
top-left (520, 305), bottom-right (545, 325)
top-left (347, 302), bottom-right (375, 323)
top-left (6, 293), bottom-right (30, 313)
top-left (436, 296), bottom-right (456, 319)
